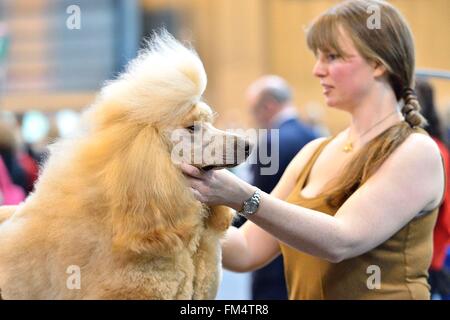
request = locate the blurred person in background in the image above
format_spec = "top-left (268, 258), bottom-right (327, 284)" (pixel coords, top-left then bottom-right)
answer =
top-left (15, 113), bottom-right (48, 166)
top-left (14, 113), bottom-right (41, 194)
top-left (445, 105), bottom-right (450, 144)
top-left (0, 151), bottom-right (25, 205)
top-left (27, 113), bottom-right (60, 166)
top-left (0, 120), bottom-right (25, 205)
top-left (0, 120), bottom-right (27, 192)
top-left (236, 75), bottom-right (318, 299)
top-left (416, 79), bottom-right (450, 299)
top-left (0, 115), bottom-right (40, 195)
top-left (17, 144), bottom-right (40, 194)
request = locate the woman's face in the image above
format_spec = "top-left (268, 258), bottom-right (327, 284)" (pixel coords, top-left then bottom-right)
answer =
top-left (312, 29), bottom-right (379, 111)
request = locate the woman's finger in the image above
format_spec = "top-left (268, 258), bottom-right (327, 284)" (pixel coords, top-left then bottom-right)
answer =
top-left (180, 163), bottom-right (205, 179)
top-left (189, 187), bottom-right (205, 202)
top-left (189, 178), bottom-right (205, 191)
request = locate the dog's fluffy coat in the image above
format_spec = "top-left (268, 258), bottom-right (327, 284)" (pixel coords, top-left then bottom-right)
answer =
top-left (0, 32), bottom-right (237, 299)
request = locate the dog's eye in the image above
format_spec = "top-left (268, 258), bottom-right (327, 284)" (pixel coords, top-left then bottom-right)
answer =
top-left (186, 124), bottom-right (200, 133)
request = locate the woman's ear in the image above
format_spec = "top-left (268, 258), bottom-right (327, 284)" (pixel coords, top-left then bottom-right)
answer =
top-left (372, 60), bottom-right (387, 78)
top-left (102, 124), bottom-right (204, 256)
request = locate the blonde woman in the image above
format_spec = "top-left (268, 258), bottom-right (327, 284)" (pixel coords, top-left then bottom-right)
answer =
top-left (181, 0), bottom-right (445, 299)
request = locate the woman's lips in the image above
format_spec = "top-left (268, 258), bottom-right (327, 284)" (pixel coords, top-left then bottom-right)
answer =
top-left (321, 84), bottom-right (334, 94)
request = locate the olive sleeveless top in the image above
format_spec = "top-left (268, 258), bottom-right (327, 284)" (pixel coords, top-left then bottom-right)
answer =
top-left (279, 132), bottom-right (439, 300)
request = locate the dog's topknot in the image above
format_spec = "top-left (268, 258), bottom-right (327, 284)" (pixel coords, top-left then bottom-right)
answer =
top-left (93, 30), bottom-right (207, 125)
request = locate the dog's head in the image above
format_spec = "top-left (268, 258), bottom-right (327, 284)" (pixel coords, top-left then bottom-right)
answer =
top-left (88, 30), bottom-right (252, 171)
top-left (80, 31), bottom-right (252, 256)
top-left (171, 101), bottom-right (253, 171)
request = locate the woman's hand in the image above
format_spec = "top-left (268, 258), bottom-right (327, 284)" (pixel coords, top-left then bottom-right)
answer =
top-left (180, 163), bottom-right (256, 210)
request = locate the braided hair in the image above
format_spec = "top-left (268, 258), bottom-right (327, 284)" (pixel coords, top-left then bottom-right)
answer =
top-left (402, 87), bottom-right (428, 128)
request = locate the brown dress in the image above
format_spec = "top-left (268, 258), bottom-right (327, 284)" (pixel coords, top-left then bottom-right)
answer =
top-left (279, 135), bottom-right (439, 299)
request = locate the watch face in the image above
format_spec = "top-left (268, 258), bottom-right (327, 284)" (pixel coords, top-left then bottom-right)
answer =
top-left (246, 201), bottom-right (258, 213)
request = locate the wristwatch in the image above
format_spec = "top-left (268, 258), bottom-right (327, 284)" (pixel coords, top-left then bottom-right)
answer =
top-left (237, 189), bottom-right (261, 218)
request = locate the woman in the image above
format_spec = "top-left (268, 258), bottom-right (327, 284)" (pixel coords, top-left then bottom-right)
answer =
top-left (182, 0), bottom-right (445, 299)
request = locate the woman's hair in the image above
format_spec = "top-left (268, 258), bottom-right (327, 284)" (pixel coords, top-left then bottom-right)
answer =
top-left (306, 0), bottom-right (427, 208)
top-left (415, 78), bottom-right (448, 144)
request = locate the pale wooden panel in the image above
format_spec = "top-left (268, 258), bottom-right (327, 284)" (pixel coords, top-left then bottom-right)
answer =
top-left (267, 0), bottom-right (347, 134)
top-left (7, 16), bottom-right (49, 36)
top-left (2, 92), bottom-right (96, 112)
top-left (8, 40), bottom-right (48, 58)
top-left (10, 0), bottom-right (48, 13)
top-left (186, 0), bottom-right (268, 129)
top-left (8, 61), bottom-right (49, 76)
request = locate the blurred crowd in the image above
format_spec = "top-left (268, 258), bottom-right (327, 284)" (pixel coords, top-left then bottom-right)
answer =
top-left (0, 111), bottom-right (59, 204)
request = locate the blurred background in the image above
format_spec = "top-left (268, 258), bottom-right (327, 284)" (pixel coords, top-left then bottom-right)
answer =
top-left (0, 0), bottom-right (449, 300)
top-left (1, 0), bottom-right (449, 135)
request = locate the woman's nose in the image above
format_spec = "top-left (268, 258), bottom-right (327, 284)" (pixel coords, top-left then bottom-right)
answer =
top-left (313, 60), bottom-right (327, 78)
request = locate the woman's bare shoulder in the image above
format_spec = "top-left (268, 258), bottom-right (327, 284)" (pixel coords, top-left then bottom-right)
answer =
top-left (291, 137), bottom-right (329, 166)
top-left (398, 132), bottom-right (441, 162)
top-left (381, 131), bottom-right (444, 207)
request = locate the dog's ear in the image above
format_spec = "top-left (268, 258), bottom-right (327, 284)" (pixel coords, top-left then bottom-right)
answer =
top-left (100, 124), bottom-right (204, 256)
top-left (206, 206), bottom-right (234, 233)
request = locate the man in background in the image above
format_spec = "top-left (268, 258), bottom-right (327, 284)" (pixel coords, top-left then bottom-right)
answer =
top-left (235, 75), bottom-right (319, 299)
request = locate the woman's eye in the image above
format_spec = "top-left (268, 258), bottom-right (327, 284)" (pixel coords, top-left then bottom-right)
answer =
top-left (327, 53), bottom-right (339, 61)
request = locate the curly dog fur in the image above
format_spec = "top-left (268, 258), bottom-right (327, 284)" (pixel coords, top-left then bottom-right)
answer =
top-left (0, 32), bottom-right (248, 299)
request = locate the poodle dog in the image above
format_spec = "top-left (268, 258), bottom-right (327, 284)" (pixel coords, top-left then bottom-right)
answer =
top-left (0, 32), bottom-right (251, 299)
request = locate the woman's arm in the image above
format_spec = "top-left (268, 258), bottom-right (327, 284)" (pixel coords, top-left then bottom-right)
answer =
top-left (184, 134), bottom-right (444, 263)
top-left (219, 138), bottom-right (327, 272)
top-left (221, 224), bottom-right (278, 272)
top-left (240, 134), bottom-right (445, 262)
